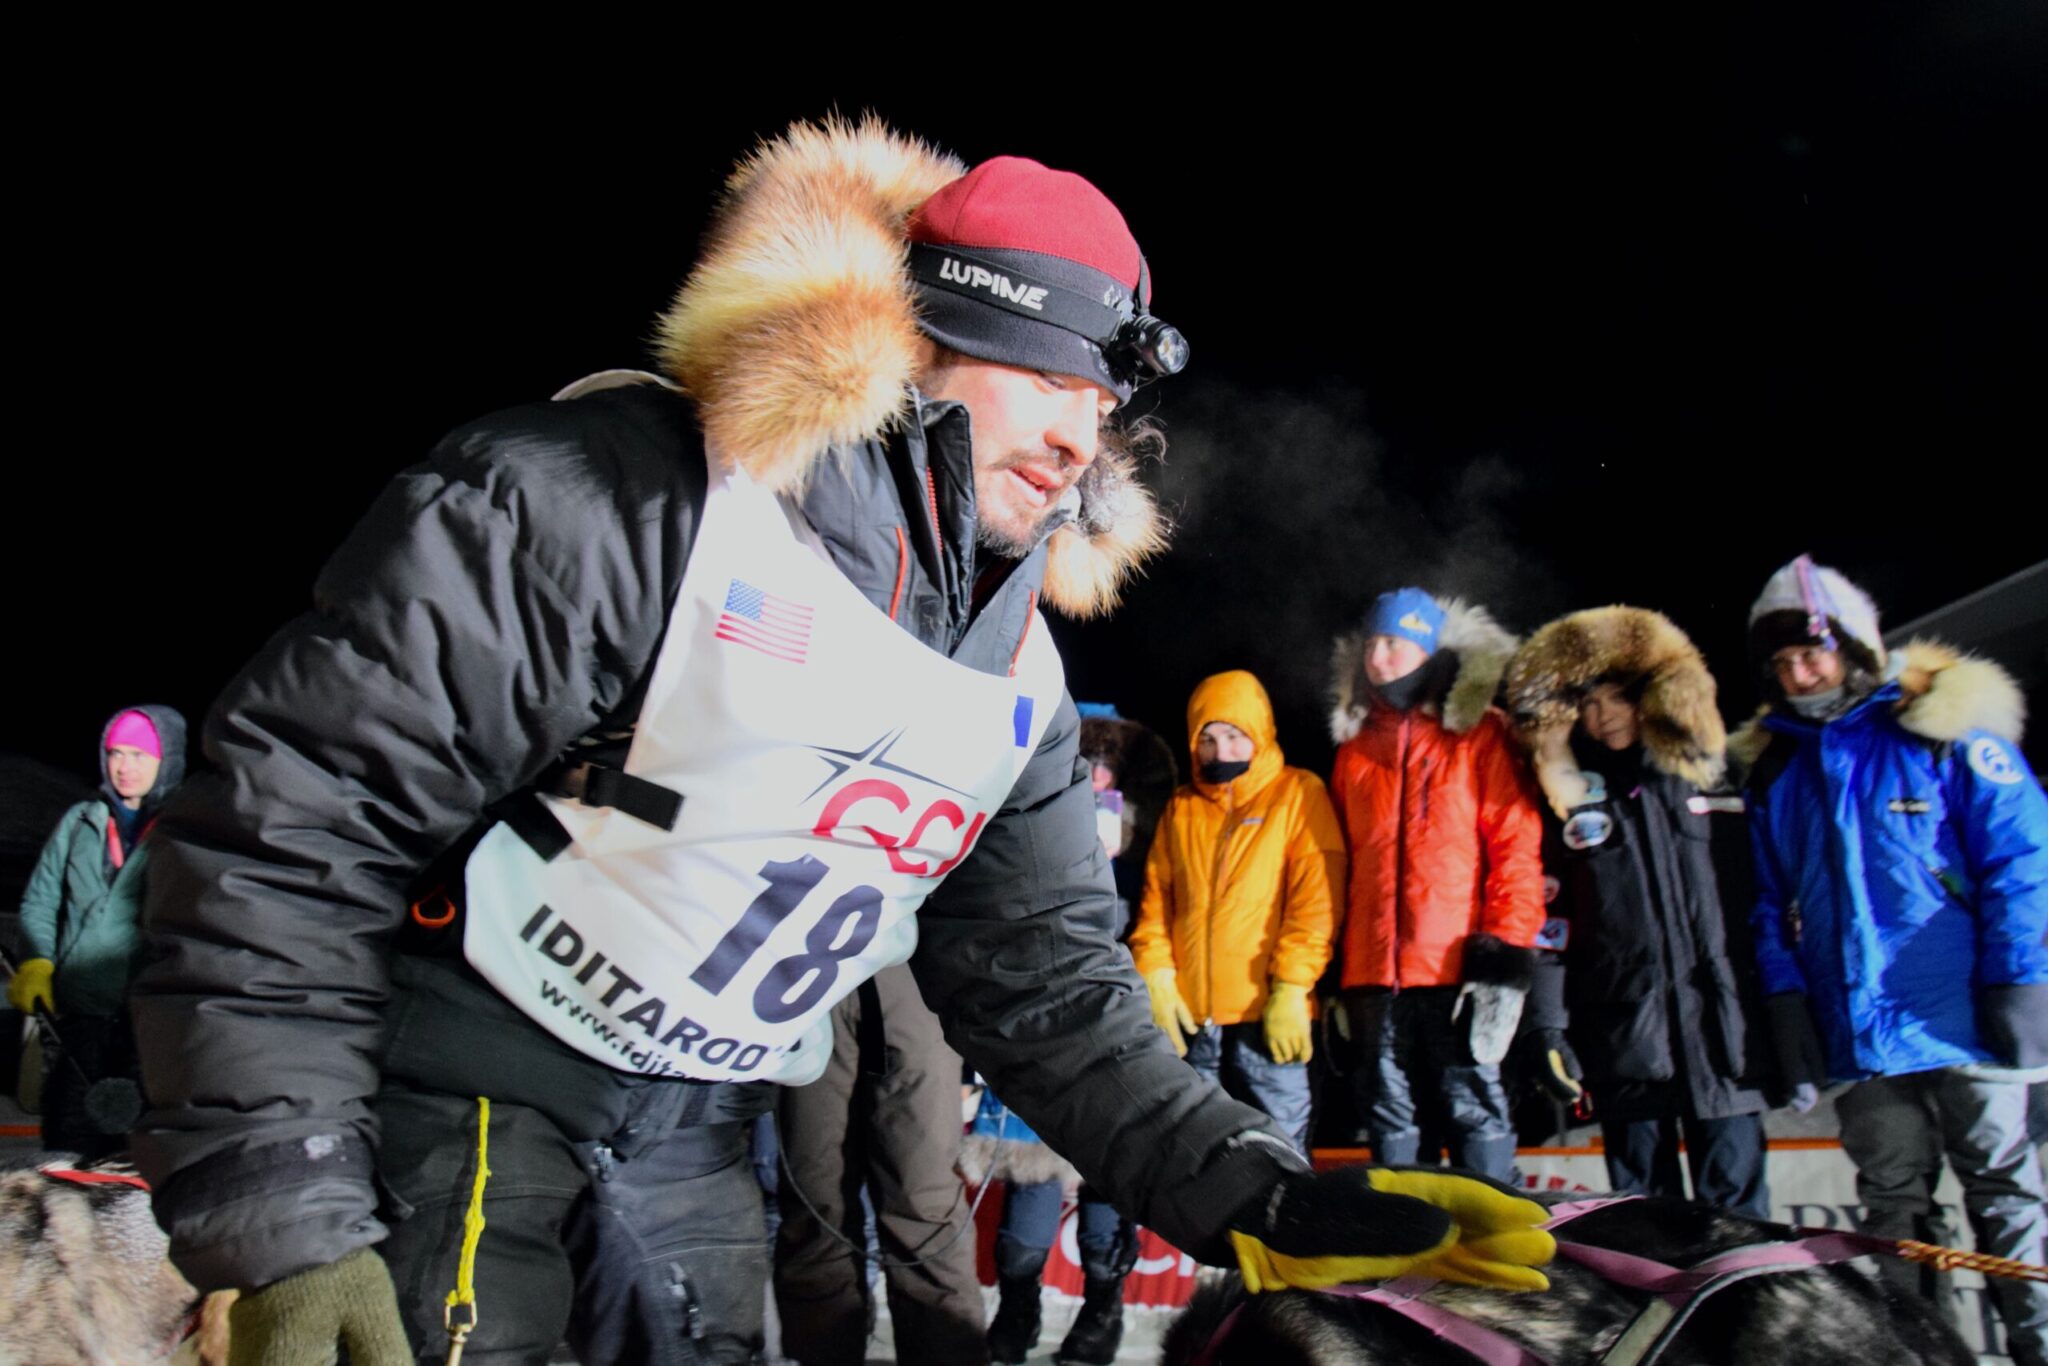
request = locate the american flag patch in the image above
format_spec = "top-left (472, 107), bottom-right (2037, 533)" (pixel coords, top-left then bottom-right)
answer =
top-left (716, 580), bottom-right (814, 663)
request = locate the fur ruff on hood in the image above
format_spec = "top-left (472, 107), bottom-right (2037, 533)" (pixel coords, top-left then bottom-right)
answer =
top-left (1329, 597), bottom-right (1518, 743)
top-left (651, 116), bottom-right (1164, 618)
top-left (1728, 638), bottom-right (2028, 771)
top-left (1504, 606), bottom-right (1726, 817)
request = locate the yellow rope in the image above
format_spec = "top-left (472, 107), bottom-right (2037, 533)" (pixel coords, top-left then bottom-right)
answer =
top-left (1896, 1239), bottom-right (2048, 1284)
top-left (443, 1096), bottom-right (492, 1361)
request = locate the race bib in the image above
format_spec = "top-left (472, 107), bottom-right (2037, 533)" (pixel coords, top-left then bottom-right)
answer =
top-left (462, 450), bottom-right (1063, 1084)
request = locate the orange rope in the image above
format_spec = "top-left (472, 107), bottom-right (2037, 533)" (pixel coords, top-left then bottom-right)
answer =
top-left (1895, 1240), bottom-right (2048, 1283)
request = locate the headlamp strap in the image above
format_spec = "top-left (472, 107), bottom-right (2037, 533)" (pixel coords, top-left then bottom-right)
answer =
top-left (1792, 555), bottom-right (1838, 652)
top-left (907, 244), bottom-right (1130, 345)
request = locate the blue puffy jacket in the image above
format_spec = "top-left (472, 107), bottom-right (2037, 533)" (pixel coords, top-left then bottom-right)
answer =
top-left (1746, 650), bottom-right (2048, 1082)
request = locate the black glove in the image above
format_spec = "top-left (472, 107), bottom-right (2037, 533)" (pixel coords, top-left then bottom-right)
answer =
top-left (1766, 992), bottom-right (1828, 1088)
top-left (1338, 986), bottom-right (1393, 1072)
top-left (1978, 983), bottom-right (2048, 1070)
top-left (1521, 951), bottom-right (1569, 1035)
top-left (1521, 1027), bottom-right (1583, 1104)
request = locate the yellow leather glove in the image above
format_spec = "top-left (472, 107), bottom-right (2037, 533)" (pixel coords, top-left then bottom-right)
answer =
top-left (1262, 982), bottom-right (1313, 1063)
top-left (1144, 966), bottom-right (1197, 1057)
top-left (1228, 1166), bottom-right (1554, 1294)
top-left (6, 958), bottom-right (55, 1016)
top-left (1366, 1168), bottom-right (1555, 1291)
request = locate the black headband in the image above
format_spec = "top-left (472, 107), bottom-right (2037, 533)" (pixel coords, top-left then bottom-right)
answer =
top-left (907, 244), bottom-right (1135, 343)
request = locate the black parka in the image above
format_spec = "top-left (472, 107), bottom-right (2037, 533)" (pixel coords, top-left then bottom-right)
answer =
top-left (1539, 738), bottom-right (1773, 1122)
top-left (130, 383), bottom-right (1296, 1292)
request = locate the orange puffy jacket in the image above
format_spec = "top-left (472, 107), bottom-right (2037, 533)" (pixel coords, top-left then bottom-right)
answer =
top-left (1130, 671), bottom-right (1345, 1026)
top-left (1332, 697), bottom-right (1545, 991)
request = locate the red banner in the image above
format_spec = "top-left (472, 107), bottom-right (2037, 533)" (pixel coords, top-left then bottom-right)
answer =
top-left (969, 1181), bottom-right (1199, 1308)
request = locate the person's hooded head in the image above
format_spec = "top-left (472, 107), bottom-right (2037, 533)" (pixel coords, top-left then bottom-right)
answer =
top-left (1503, 606), bottom-right (1727, 817)
top-left (99, 704), bottom-right (187, 816)
top-left (1185, 671), bottom-right (1283, 797)
top-left (652, 120), bottom-right (1174, 621)
top-left (1355, 588), bottom-right (1464, 715)
top-left (1748, 556), bottom-right (1887, 720)
top-left (1331, 593), bottom-right (1520, 743)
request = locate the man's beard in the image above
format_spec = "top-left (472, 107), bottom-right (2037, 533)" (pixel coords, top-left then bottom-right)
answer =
top-left (974, 451), bottom-right (1071, 559)
top-left (976, 513), bottom-right (1054, 559)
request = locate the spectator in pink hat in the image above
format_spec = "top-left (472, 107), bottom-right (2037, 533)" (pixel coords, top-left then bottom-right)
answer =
top-left (10, 705), bottom-right (186, 1157)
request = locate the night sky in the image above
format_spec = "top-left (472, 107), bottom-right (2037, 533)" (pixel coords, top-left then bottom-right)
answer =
top-left (12, 11), bottom-right (2044, 786)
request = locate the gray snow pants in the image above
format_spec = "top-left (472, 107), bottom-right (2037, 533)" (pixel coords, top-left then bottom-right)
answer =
top-left (774, 962), bottom-right (988, 1366)
top-left (1836, 1068), bottom-right (2048, 1366)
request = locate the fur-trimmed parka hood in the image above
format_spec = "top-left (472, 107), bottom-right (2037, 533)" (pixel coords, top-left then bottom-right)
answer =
top-left (1728, 638), bottom-right (2028, 772)
top-left (650, 116), bottom-right (1164, 618)
top-left (1329, 597), bottom-right (1518, 742)
top-left (1503, 606), bottom-right (1726, 817)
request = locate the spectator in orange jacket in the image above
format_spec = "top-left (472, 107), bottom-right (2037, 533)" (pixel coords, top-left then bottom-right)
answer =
top-left (1328, 589), bottom-right (1546, 1180)
top-left (1130, 670), bottom-right (1345, 1153)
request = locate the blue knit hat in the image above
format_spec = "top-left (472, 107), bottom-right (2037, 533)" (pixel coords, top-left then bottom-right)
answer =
top-left (1366, 589), bottom-right (1446, 655)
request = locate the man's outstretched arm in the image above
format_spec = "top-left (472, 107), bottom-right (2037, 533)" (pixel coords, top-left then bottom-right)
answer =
top-left (911, 691), bottom-right (1299, 1259)
top-left (914, 693), bottom-right (1556, 1289)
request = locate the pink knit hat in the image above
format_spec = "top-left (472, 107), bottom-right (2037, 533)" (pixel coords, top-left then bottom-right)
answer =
top-left (105, 710), bottom-right (162, 758)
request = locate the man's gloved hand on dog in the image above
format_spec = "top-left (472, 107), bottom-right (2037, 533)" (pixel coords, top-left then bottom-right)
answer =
top-left (228, 1247), bottom-right (412, 1366)
top-left (1228, 1165), bottom-right (1554, 1294)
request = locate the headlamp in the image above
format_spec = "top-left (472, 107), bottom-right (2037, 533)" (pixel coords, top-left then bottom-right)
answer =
top-left (907, 243), bottom-right (1190, 391)
top-left (1106, 312), bottom-right (1190, 384)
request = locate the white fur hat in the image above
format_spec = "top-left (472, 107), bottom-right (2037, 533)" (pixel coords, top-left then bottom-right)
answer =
top-left (1749, 555), bottom-right (1884, 669)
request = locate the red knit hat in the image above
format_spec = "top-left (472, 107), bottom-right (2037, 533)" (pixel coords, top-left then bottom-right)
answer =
top-left (907, 156), bottom-right (1163, 401)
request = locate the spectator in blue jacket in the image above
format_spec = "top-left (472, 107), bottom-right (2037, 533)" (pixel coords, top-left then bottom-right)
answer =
top-left (1738, 555), bottom-right (2048, 1365)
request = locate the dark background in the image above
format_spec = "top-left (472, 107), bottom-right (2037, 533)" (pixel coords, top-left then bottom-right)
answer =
top-left (10, 10), bottom-right (2044, 791)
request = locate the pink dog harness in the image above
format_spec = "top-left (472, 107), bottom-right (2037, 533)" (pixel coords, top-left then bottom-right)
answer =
top-left (1190, 1196), bottom-right (1913, 1366)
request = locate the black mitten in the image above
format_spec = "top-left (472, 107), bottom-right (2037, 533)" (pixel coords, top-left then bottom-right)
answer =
top-left (1766, 992), bottom-right (1828, 1087)
top-left (1978, 983), bottom-right (2048, 1069)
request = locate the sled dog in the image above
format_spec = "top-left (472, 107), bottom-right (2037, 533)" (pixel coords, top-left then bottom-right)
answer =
top-left (1162, 1197), bottom-right (1976, 1366)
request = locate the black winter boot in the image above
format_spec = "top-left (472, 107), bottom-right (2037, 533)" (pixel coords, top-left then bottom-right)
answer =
top-left (987, 1274), bottom-right (1044, 1364)
top-left (1055, 1276), bottom-right (1125, 1365)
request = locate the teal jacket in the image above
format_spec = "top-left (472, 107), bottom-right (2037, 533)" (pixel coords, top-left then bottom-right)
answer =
top-left (18, 802), bottom-right (152, 1016)
top-left (17, 703), bottom-right (187, 1017)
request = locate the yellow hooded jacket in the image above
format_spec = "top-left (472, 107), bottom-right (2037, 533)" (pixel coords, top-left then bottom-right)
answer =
top-left (1130, 671), bottom-right (1346, 1026)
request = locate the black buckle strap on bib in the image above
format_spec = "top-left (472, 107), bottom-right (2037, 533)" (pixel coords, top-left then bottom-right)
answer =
top-left (398, 763), bottom-right (675, 955)
top-left (398, 789), bottom-right (573, 955)
top-left (572, 764), bottom-right (684, 832)
top-left (497, 790), bottom-right (574, 862)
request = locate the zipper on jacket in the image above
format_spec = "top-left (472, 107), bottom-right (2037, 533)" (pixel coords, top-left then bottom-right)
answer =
top-left (1393, 712), bottom-right (1411, 991)
top-left (1205, 781), bottom-right (1238, 1026)
top-left (1006, 590), bottom-right (1037, 677)
top-left (887, 526), bottom-right (909, 623)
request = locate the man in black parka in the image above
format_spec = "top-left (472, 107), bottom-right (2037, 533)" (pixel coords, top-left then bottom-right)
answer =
top-left (1504, 606), bottom-right (1778, 1216)
top-left (130, 120), bottom-right (1554, 1365)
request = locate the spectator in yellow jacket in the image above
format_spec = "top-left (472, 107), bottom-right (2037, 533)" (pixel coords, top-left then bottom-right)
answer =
top-left (1130, 670), bottom-right (1346, 1152)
